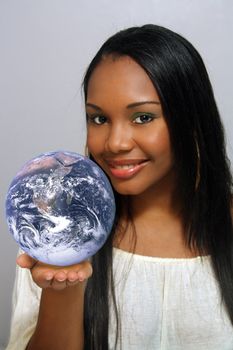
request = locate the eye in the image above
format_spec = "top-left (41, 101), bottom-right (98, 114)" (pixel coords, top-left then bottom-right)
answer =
top-left (87, 115), bottom-right (107, 125)
top-left (133, 113), bottom-right (155, 124)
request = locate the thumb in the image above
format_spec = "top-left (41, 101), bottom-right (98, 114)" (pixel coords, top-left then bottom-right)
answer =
top-left (16, 253), bottom-right (37, 269)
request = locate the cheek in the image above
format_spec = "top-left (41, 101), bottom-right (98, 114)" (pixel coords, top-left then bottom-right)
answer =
top-left (86, 136), bottom-right (95, 156)
top-left (144, 127), bottom-right (172, 158)
top-left (86, 130), bottom-right (103, 158)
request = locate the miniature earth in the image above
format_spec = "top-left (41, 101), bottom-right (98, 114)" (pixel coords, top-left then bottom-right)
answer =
top-left (5, 151), bottom-right (115, 266)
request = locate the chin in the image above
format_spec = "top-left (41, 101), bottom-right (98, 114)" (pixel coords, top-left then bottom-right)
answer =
top-left (111, 183), bottom-right (147, 196)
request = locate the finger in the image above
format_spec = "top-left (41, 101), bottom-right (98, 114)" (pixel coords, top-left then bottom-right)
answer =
top-left (31, 269), bottom-right (54, 289)
top-left (67, 271), bottom-right (79, 283)
top-left (77, 261), bottom-right (93, 280)
top-left (52, 271), bottom-right (68, 290)
top-left (65, 262), bottom-right (92, 282)
top-left (66, 270), bottom-right (85, 287)
top-left (66, 279), bottom-right (80, 287)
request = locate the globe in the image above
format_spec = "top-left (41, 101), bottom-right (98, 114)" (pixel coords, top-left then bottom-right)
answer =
top-left (5, 151), bottom-right (116, 266)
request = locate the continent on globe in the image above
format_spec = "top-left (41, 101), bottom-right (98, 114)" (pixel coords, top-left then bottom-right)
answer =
top-left (5, 151), bottom-right (116, 266)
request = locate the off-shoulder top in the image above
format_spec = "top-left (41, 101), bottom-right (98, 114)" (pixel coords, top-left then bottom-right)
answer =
top-left (6, 248), bottom-right (233, 349)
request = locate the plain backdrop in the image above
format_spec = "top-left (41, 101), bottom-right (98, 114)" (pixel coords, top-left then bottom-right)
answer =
top-left (0, 0), bottom-right (232, 348)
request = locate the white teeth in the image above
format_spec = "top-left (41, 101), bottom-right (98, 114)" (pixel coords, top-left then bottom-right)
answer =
top-left (114, 164), bottom-right (135, 169)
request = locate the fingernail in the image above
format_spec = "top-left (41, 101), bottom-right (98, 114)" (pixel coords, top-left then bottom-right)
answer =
top-left (57, 277), bottom-right (66, 282)
top-left (45, 274), bottom-right (53, 281)
top-left (78, 274), bottom-right (85, 282)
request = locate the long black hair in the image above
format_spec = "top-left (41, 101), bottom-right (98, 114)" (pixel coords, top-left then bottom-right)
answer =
top-left (82, 24), bottom-right (233, 349)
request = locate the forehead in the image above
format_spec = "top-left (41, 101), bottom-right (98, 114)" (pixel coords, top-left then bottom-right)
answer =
top-left (86, 55), bottom-right (159, 103)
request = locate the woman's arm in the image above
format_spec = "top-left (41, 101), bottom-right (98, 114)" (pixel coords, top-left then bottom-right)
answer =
top-left (16, 253), bottom-right (92, 350)
top-left (26, 283), bottom-right (85, 350)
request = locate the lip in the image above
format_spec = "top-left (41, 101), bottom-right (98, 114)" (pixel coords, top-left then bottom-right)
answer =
top-left (105, 159), bottom-right (148, 179)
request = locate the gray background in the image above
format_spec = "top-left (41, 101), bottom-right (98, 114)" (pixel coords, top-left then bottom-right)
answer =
top-left (0, 0), bottom-right (232, 348)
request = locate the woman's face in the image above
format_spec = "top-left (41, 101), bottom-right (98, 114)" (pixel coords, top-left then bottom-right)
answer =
top-left (86, 55), bottom-right (176, 196)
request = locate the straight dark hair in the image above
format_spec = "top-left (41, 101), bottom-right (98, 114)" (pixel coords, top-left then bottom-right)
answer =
top-left (82, 24), bottom-right (233, 349)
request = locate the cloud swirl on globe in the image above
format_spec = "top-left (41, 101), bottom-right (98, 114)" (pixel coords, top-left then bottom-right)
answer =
top-left (5, 151), bottom-right (116, 266)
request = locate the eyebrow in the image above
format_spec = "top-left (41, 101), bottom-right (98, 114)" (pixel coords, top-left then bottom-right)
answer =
top-left (86, 103), bottom-right (102, 111)
top-left (126, 101), bottom-right (160, 109)
top-left (86, 101), bottom-right (160, 111)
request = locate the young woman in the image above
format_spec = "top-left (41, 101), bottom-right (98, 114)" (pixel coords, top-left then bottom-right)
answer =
top-left (7, 24), bottom-right (233, 350)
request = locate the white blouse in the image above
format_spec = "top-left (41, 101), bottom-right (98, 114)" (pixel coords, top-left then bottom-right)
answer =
top-left (6, 248), bottom-right (233, 350)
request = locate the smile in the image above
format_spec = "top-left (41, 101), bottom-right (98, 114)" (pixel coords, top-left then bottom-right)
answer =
top-left (112, 164), bottom-right (136, 169)
top-left (105, 159), bottom-right (148, 179)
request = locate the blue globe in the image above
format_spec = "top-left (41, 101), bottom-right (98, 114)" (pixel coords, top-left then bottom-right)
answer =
top-left (5, 151), bottom-right (115, 266)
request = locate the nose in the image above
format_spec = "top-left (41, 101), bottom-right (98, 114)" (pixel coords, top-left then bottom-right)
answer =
top-left (105, 123), bottom-right (134, 154)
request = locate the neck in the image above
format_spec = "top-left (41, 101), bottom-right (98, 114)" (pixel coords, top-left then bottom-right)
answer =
top-left (130, 176), bottom-right (181, 221)
top-left (114, 181), bottom-right (199, 258)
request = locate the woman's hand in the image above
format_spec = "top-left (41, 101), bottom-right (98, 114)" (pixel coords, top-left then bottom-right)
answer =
top-left (17, 253), bottom-right (93, 290)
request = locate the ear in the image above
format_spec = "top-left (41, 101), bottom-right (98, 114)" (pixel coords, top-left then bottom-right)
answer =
top-left (194, 137), bottom-right (200, 191)
top-left (84, 144), bottom-right (90, 157)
